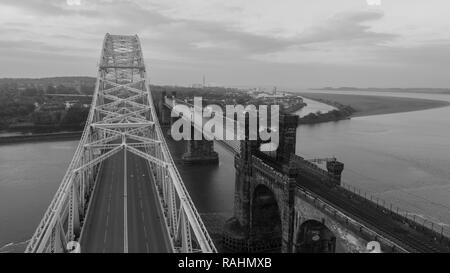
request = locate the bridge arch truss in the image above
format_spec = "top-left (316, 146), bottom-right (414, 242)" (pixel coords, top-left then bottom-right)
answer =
top-left (25, 34), bottom-right (216, 253)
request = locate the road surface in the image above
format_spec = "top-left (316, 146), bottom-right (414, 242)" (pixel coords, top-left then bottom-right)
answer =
top-left (80, 150), bottom-right (171, 253)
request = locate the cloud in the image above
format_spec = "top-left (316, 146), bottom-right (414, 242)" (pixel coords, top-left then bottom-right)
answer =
top-left (250, 10), bottom-right (399, 66)
top-left (296, 10), bottom-right (397, 45)
top-left (0, 0), bottom-right (450, 87)
top-left (0, 40), bottom-right (66, 52)
top-left (1, 0), bottom-right (97, 16)
top-left (0, 1), bottom-right (396, 63)
top-left (377, 41), bottom-right (450, 67)
top-left (153, 19), bottom-right (292, 57)
top-left (153, 10), bottom-right (398, 63)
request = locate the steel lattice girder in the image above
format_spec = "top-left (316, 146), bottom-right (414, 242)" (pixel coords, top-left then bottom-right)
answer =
top-left (25, 34), bottom-right (217, 253)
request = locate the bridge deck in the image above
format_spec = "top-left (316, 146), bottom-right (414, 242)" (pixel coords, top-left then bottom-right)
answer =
top-left (80, 150), bottom-right (171, 253)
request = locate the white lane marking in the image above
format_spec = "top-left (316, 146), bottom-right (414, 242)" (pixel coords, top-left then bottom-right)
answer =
top-left (103, 229), bottom-right (108, 244)
top-left (102, 156), bottom-right (115, 252)
top-left (140, 162), bottom-right (153, 253)
top-left (123, 150), bottom-right (128, 253)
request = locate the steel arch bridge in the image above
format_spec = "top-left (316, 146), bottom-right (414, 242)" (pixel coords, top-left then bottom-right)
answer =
top-left (25, 34), bottom-right (216, 253)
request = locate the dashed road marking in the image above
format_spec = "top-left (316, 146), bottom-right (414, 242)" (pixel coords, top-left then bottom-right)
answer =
top-left (103, 229), bottom-right (108, 244)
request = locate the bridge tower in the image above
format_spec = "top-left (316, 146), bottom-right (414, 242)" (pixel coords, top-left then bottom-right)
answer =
top-left (223, 113), bottom-right (300, 252)
top-left (276, 114), bottom-right (298, 163)
top-left (326, 160), bottom-right (344, 185)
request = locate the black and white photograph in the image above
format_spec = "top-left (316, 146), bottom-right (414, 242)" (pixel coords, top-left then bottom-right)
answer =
top-left (0, 0), bottom-right (449, 261)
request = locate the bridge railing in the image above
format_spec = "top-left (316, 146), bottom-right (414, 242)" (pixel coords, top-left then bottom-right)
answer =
top-left (25, 36), bottom-right (109, 253)
top-left (137, 37), bottom-right (216, 253)
top-left (164, 97), bottom-right (241, 154)
top-left (295, 184), bottom-right (412, 252)
top-left (292, 154), bottom-right (450, 244)
top-left (339, 181), bottom-right (450, 243)
top-left (149, 101), bottom-right (217, 252)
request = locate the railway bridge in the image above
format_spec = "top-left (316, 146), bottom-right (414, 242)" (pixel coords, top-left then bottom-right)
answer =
top-left (160, 95), bottom-right (450, 253)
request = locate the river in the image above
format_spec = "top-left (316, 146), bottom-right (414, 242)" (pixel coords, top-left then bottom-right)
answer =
top-left (0, 90), bottom-right (449, 249)
top-left (0, 141), bottom-right (78, 248)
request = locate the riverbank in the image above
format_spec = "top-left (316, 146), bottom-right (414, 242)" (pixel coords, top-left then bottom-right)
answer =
top-left (297, 108), bottom-right (354, 125)
top-left (283, 101), bottom-right (307, 114)
top-left (0, 131), bottom-right (82, 145)
top-left (312, 87), bottom-right (450, 95)
top-left (298, 93), bottom-right (450, 117)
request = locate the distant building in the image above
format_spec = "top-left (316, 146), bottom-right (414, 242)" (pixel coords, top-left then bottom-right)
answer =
top-left (33, 102), bottom-right (66, 125)
top-left (191, 75), bottom-right (208, 88)
top-left (64, 100), bottom-right (80, 110)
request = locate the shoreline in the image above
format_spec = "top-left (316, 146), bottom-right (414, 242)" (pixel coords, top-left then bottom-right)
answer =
top-left (298, 93), bottom-right (450, 119)
top-left (310, 87), bottom-right (450, 95)
top-left (0, 131), bottom-right (82, 145)
top-left (1, 93), bottom-right (449, 144)
top-left (351, 102), bottom-right (450, 118)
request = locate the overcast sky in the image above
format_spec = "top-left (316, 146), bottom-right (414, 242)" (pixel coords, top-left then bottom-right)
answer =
top-left (1, 0), bottom-right (450, 88)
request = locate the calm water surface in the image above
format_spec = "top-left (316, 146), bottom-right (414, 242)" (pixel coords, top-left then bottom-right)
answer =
top-left (0, 141), bottom-right (78, 247)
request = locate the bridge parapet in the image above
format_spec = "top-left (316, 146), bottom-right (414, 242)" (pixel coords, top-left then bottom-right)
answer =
top-left (337, 181), bottom-right (450, 246)
top-left (233, 150), bottom-right (400, 252)
top-left (291, 154), bottom-right (340, 184)
top-left (293, 185), bottom-right (407, 252)
top-left (292, 155), bottom-right (450, 250)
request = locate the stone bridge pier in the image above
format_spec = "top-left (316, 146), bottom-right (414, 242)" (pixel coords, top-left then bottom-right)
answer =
top-left (182, 124), bottom-right (219, 164)
top-left (223, 114), bottom-right (300, 252)
top-left (159, 91), bottom-right (218, 165)
top-left (223, 114), bottom-right (375, 253)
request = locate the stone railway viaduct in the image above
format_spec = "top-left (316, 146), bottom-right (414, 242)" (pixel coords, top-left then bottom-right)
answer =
top-left (158, 92), bottom-right (450, 253)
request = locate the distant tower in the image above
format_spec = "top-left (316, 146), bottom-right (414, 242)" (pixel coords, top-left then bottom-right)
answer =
top-left (273, 86), bottom-right (277, 95)
top-left (202, 75), bottom-right (206, 88)
top-left (76, 80), bottom-right (82, 94)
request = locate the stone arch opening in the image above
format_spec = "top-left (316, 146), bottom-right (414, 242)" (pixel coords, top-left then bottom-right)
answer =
top-left (250, 184), bottom-right (282, 252)
top-left (295, 219), bottom-right (336, 253)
